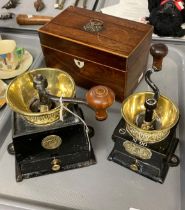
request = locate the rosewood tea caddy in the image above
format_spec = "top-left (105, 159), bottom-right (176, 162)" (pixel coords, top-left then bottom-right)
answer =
top-left (38, 6), bottom-right (153, 101)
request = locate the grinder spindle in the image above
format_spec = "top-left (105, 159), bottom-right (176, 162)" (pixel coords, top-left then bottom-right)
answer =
top-left (31, 74), bottom-right (53, 112)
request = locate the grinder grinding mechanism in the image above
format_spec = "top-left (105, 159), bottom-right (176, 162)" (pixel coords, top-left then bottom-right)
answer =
top-left (109, 43), bottom-right (180, 183)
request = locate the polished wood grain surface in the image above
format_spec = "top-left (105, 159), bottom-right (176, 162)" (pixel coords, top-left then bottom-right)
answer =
top-left (41, 46), bottom-right (126, 101)
top-left (39, 33), bottom-right (126, 70)
top-left (86, 85), bottom-right (115, 121)
top-left (39, 6), bottom-right (153, 101)
top-left (39, 6), bottom-right (153, 56)
top-left (150, 43), bottom-right (168, 71)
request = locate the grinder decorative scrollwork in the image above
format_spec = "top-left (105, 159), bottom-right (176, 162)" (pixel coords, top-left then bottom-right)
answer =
top-left (109, 43), bottom-right (180, 183)
top-left (6, 68), bottom-right (115, 182)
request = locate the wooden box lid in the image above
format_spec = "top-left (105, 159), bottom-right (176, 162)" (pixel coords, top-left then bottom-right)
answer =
top-left (39, 6), bottom-right (153, 69)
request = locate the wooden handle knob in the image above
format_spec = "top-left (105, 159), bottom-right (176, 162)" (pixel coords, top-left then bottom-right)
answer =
top-left (86, 86), bottom-right (115, 121)
top-left (16, 14), bottom-right (53, 25)
top-left (150, 43), bottom-right (168, 71)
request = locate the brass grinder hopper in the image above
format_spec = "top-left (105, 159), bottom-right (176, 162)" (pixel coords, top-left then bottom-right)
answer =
top-left (122, 44), bottom-right (179, 144)
top-left (6, 68), bottom-right (76, 125)
top-left (6, 68), bottom-right (115, 125)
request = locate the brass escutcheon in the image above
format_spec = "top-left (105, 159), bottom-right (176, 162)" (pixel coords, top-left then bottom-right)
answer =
top-left (51, 159), bottom-right (61, 171)
top-left (74, 58), bottom-right (85, 69)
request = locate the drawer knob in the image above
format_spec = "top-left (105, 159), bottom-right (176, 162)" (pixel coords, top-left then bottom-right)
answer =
top-left (130, 161), bottom-right (140, 172)
top-left (51, 159), bottom-right (61, 171)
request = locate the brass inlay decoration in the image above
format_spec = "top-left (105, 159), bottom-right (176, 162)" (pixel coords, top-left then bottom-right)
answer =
top-left (41, 135), bottom-right (62, 150)
top-left (123, 141), bottom-right (152, 160)
top-left (83, 19), bottom-right (104, 33)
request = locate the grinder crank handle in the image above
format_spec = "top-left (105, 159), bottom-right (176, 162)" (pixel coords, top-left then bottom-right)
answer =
top-left (85, 86), bottom-right (115, 121)
top-left (55, 86), bottom-right (115, 121)
top-left (150, 43), bottom-right (168, 71)
top-left (48, 86), bottom-right (115, 121)
top-left (16, 14), bottom-right (53, 25)
top-left (33, 74), bottom-right (115, 121)
top-left (143, 43), bottom-right (168, 123)
top-left (145, 43), bottom-right (168, 101)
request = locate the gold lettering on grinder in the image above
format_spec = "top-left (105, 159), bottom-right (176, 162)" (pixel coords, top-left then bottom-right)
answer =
top-left (123, 141), bottom-right (152, 160)
top-left (41, 135), bottom-right (62, 150)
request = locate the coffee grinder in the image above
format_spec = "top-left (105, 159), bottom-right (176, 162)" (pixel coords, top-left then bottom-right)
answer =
top-left (6, 68), bottom-right (115, 182)
top-left (108, 43), bottom-right (180, 183)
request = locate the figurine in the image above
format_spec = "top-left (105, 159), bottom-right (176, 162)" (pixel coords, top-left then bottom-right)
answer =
top-left (0, 12), bottom-right (14, 20)
top-left (34, 0), bottom-right (45, 12)
top-left (2, 0), bottom-right (19, 9)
